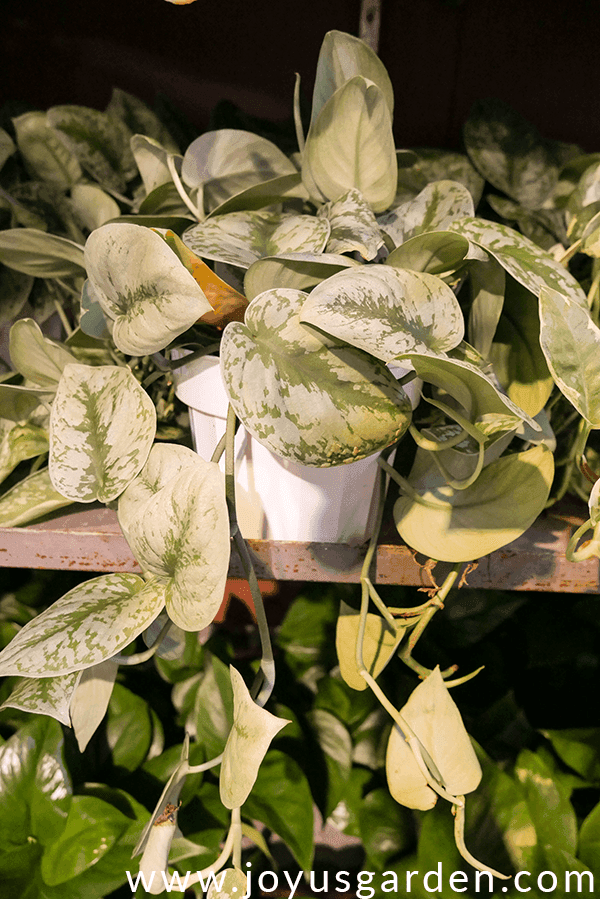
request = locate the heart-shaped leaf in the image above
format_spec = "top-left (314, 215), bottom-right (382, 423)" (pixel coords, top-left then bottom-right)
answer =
top-left (302, 76), bottom-right (397, 212)
top-left (336, 601), bottom-right (404, 691)
top-left (244, 252), bottom-right (360, 301)
top-left (49, 363), bottom-right (156, 503)
top-left (0, 573), bottom-right (164, 677)
top-left (385, 230), bottom-right (477, 275)
top-left (220, 666), bottom-right (290, 809)
top-left (221, 288), bottom-right (412, 466)
top-left (183, 210), bottom-right (329, 269)
top-left (449, 216), bottom-right (587, 308)
top-left (84, 223), bottom-right (212, 355)
top-left (9, 318), bottom-right (78, 388)
top-left (539, 286), bottom-right (600, 426)
top-left (124, 453), bottom-right (230, 631)
top-left (0, 672), bottom-right (81, 725)
top-left (301, 266), bottom-right (464, 361)
top-left (394, 444), bottom-right (553, 562)
top-left (311, 30), bottom-right (394, 124)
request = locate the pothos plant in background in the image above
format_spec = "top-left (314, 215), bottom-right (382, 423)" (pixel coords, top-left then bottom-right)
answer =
top-left (0, 21), bottom-right (600, 895)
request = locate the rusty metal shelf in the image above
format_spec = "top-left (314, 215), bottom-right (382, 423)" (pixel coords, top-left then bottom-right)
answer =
top-left (0, 501), bottom-right (597, 593)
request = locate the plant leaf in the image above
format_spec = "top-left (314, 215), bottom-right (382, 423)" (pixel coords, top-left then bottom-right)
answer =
top-left (244, 252), bottom-right (360, 301)
top-left (9, 317), bottom-right (78, 387)
top-left (385, 230), bottom-right (476, 275)
top-left (0, 266), bottom-right (34, 325)
top-left (303, 76), bottom-right (397, 212)
top-left (0, 672), bottom-right (81, 726)
top-left (394, 444), bottom-right (554, 562)
top-left (0, 573), bottom-right (164, 677)
top-left (70, 659), bottom-right (119, 751)
top-left (319, 188), bottom-right (384, 259)
top-left (539, 286), bottom-right (600, 426)
top-left (84, 223), bottom-right (212, 355)
top-left (336, 601), bottom-right (404, 691)
top-left (379, 180), bottom-right (474, 246)
top-left (49, 363), bottom-right (156, 503)
top-left (301, 265), bottom-right (464, 361)
top-left (124, 453), bottom-right (230, 631)
top-left (69, 183), bottom-right (120, 231)
top-left (221, 287), bottom-right (412, 466)
top-left (0, 228), bottom-right (85, 278)
top-left (12, 111), bottom-right (82, 189)
top-left (220, 667), bottom-right (290, 808)
top-left (0, 467), bottom-right (73, 527)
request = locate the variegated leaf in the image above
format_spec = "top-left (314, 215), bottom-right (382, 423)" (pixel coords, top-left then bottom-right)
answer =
top-left (301, 266), bottom-right (464, 362)
top-left (9, 317), bottom-right (78, 387)
top-left (302, 76), bottom-right (397, 213)
top-left (118, 442), bottom-right (200, 537)
top-left (221, 288), bottom-right (412, 466)
top-left (12, 110), bottom-right (82, 189)
top-left (379, 180), bottom-right (474, 247)
top-left (125, 456), bottom-right (230, 631)
top-left (449, 217), bottom-right (587, 308)
top-left (70, 658), bottom-right (119, 751)
top-left (394, 444), bottom-right (554, 562)
top-left (0, 419), bottom-right (48, 485)
top-left (0, 671), bottom-right (82, 725)
top-left (183, 211), bottom-right (329, 270)
top-left (220, 666), bottom-right (290, 809)
top-left (319, 188), bottom-right (384, 259)
top-left (0, 467), bottom-right (73, 526)
top-left (0, 573), bottom-right (164, 677)
top-left (244, 252), bottom-right (360, 301)
top-left (396, 148), bottom-right (486, 207)
top-left (336, 601), bottom-right (404, 691)
top-left (539, 286), bottom-right (600, 426)
top-left (49, 363), bottom-right (156, 503)
top-left (84, 223), bottom-right (212, 355)
top-left (386, 230), bottom-right (478, 275)
top-left (207, 869), bottom-right (248, 899)
top-left (311, 30), bottom-right (394, 124)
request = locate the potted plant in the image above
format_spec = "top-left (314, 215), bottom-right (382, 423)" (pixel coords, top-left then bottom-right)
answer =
top-left (0, 23), bottom-right (599, 895)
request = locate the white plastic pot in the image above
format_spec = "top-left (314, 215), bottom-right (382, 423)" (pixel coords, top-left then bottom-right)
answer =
top-left (172, 354), bottom-right (419, 544)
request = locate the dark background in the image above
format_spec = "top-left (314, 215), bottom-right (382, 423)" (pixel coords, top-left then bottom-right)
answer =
top-left (2, 0), bottom-right (600, 150)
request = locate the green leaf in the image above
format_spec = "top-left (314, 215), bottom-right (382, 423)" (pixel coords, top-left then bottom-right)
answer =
top-left (0, 265), bottom-right (34, 325)
top-left (70, 658), bottom-right (119, 751)
top-left (208, 172), bottom-right (307, 217)
top-left (307, 707), bottom-right (352, 817)
top-left (303, 76), bottom-right (397, 212)
top-left (489, 278), bottom-right (554, 417)
top-left (0, 716), bottom-right (72, 850)
top-left (302, 265), bottom-right (464, 361)
top-left (336, 600), bottom-right (403, 690)
top-left (397, 148), bottom-right (486, 207)
top-left (124, 452), bottom-right (230, 631)
top-left (194, 654), bottom-right (234, 758)
top-left (105, 682), bottom-right (153, 771)
top-left (244, 252), bottom-right (360, 301)
top-left (49, 363), bottom-right (156, 503)
top-left (47, 105), bottom-right (136, 193)
top-left (579, 800), bottom-right (600, 877)
top-left (449, 216), bottom-right (587, 308)
top-left (514, 748), bottom-right (577, 854)
top-left (9, 317), bottom-right (78, 388)
top-left (379, 180), bottom-right (474, 246)
top-left (221, 287), bottom-right (412, 466)
top-left (106, 87), bottom-right (179, 153)
top-left (13, 111), bottom-right (82, 189)
top-left (319, 188), bottom-right (384, 259)
top-left (183, 210), bottom-right (329, 269)
top-left (385, 230), bottom-right (475, 275)
top-left (394, 444), bottom-right (554, 562)
top-left (69, 183), bottom-right (120, 231)
top-left (0, 573), bottom-right (164, 677)
top-left (464, 98), bottom-right (571, 208)
top-left (219, 667), bottom-right (290, 808)
top-left (539, 286), bottom-right (600, 425)
top-left (243, 749), bottom-right (314, 870)
top-left (0, 672), bottom-right (81, 725)
top-left (0, 228), bottom-right (85, 278)
top-left (311, 30), bottom-right (394, 124)
top-left (84, 223), bottom-right (212, 355)
top-left (359, 788), bottom-right (412, 870)
top-left (0, 467), bottom-right (73, 527)
top-left (468, 254), bottom-right (505, 358)
top-left (541, 729), bottom-right (600, 782)
top-left (40, 795), bottom-right (130, 886)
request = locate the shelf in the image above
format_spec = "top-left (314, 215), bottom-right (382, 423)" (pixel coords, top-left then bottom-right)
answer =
top-left (0, 501), bottom-right (597, 592)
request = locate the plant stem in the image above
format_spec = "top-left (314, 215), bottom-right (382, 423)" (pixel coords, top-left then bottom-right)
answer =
top-left (398, 565), bottom-right (460, 678)
top-left (167, 154), bottom-right (203, 221)
top-left (453, 799), bottom-right (509, 880)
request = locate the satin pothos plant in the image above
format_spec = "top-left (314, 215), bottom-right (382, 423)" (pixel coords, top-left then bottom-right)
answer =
top-left (0, 23), bottom-right (599, 892)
